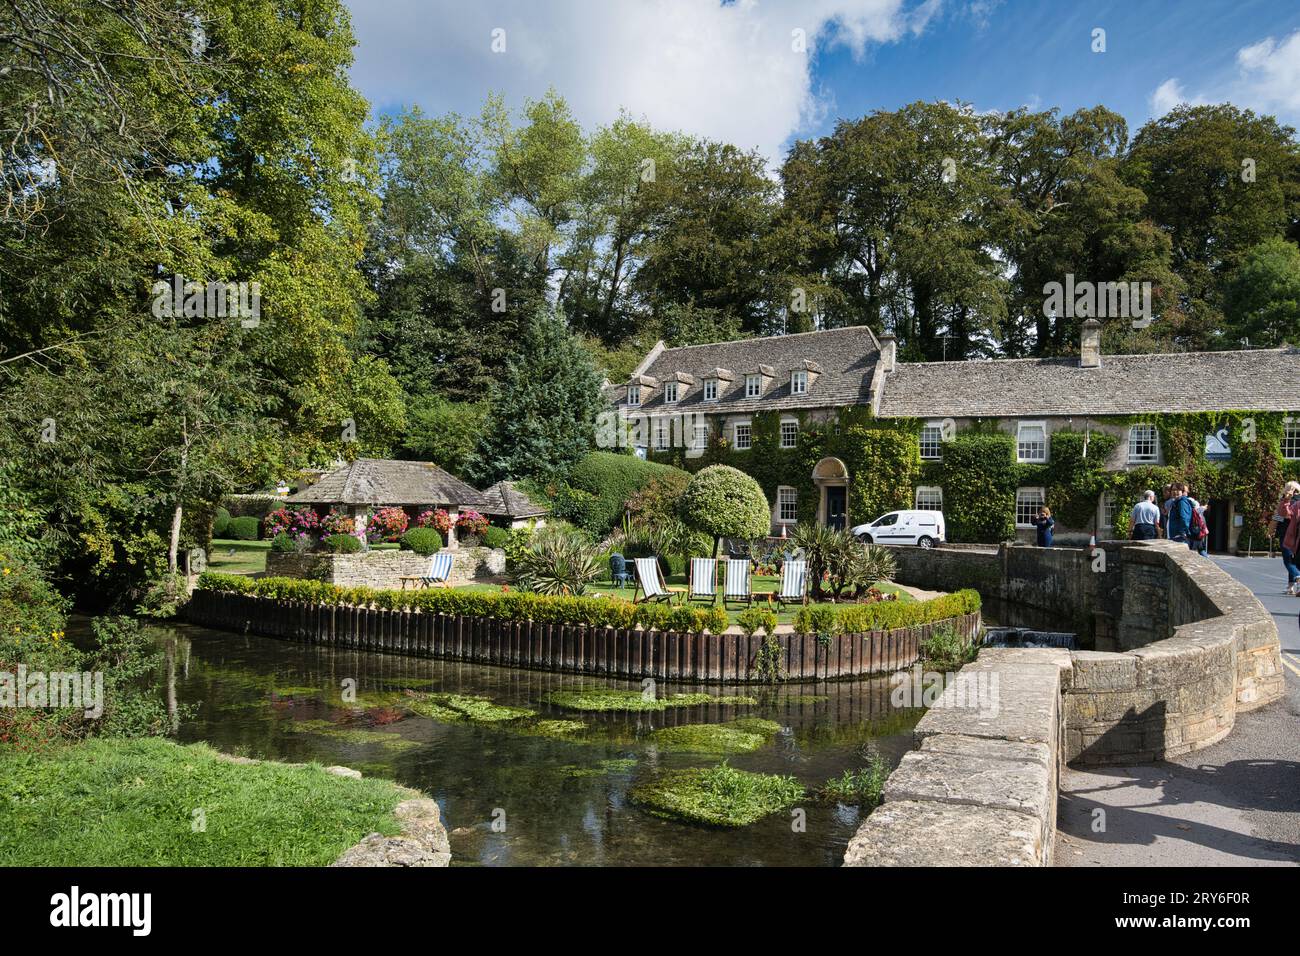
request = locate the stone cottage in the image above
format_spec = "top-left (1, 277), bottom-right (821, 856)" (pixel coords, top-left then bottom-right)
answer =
top-left (609, 321), bottom-right (1300, 550)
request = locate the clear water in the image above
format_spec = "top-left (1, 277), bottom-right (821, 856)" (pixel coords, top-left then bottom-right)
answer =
top-left (146, 620), bottom-right (923, 866)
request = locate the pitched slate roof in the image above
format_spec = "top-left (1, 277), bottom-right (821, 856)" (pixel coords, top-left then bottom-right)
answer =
top-left (876, 348), bottom-right (1300, 418)
top-left (610, 326), bottom-right (881, 413)
top-left (287, 458), bottom-right (487, 508)
top-left (480, 480), bottom-right (549, 519)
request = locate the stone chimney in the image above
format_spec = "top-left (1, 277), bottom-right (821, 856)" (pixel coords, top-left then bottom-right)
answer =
top-left (1080, 319), bottom-right (1102, 368)
top-left (879, 334), bottom-right (897, 373)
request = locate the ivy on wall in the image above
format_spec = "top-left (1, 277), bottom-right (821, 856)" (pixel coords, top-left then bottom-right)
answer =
top-left (646, 406), bottom-right (1297, 547)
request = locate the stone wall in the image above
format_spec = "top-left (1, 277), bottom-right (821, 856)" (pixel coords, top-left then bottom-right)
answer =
top-left (844, 647), bottom-right (1067, 866)
top-left (265, 547), bottom-right (505, 590)
top-left (882, 540), bottom-right (1283, 767)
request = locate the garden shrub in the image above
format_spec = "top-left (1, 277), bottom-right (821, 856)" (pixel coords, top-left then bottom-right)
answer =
top-left (226, 516), bottom-right (260, 540)
top-left (269, 532), bottom-right (296, 553)
top-left (322, 533), bottom-right (363, 554)
top-left (211, 507), bottom-right (231, 538)
top-left (400, 528), bottom-right (443, 556)
top-left (482, 525), bottom-right (509, 549)
top-left (677, 465), bottom-right (770, 555)
top-left (794, 589), bottom-right (980, 635)
top-left (558, 451), bottom-right (689, 535)
top-left (196, 572), bottom-right (732, 633)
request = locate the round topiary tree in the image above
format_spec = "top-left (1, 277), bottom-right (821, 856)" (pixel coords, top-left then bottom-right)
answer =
top-left (677, 465), bottom-right (770, 557)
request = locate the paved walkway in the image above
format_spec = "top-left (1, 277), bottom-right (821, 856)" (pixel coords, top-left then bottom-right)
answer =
top-left (1054, 556), bottom-right (1300, 867)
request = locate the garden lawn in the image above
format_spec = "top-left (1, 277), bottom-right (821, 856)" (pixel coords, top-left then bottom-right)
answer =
top-left (456, 574), bottom-right (912, 626)
top-left (0, 737), bottom-right (409, 866)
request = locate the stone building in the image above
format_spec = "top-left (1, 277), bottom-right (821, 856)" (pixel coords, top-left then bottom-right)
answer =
top-left (286, 458), bottom-right (487, 549)
top-left (610, 321), bottom-right (1300, 551)
top-left (480, 480), bottom-right (549, 529)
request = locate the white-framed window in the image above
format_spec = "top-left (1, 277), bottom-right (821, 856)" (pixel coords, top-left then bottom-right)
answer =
top-left (704, 379), bottom-right (718, 401)
top-left (627, 385), bottom-right (640, 407)
top-left (745, 374), bottom-right (761, 398)
top-left (791, 370), bottom-right (808, 395)
top-left (653, 420), bottom-right (669, 451)
top-left (919, 421), bottom-right (945, 460)
top-left (1099, 491), bottom-right (1117, 530)
top-left (780, 418), bottom-right (799, 449)
top-left (733, 422), bottom-right (752, 450)
top-left (692, 420), bottom-right (710, 451)
top-left (1128, 423), bottom-right (1160, 463)
top-left (664, 382), bottom-right (678, 404)
top-left (777, 486), bottom-right (798, 523)
top-left (1015, 488), bottom-right (1045, 528)
top-left (1283, 418), bottom-right (1300, 460)
top-left (915, 486), bottom-right (943, 511)
top-left (1016, 421), bottom-right (1048, 463)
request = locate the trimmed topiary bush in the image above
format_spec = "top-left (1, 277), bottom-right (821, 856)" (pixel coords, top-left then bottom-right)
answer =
top-left (482, 525), bottom-right (509, 549)
top-left (677, 465), bottom-right (770, 557)
top-left (322, 533), bottom-right (363, 554)
top-left (212, 507), bottom-right (231, 538)
top-left (400, 528), bottom-right (444, 556)
top-left (226, 516), bottom-right (260, 541)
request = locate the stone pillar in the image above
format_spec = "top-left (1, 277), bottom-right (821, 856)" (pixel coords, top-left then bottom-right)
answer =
top-left (446, 507), bottom-right (459, 551)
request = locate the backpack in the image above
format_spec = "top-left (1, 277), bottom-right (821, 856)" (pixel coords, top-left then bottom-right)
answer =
top-left (1191, 507), bottom-right (1208, 541)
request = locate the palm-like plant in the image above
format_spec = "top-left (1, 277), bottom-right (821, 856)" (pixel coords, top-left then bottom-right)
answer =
top-left (512, 527), bottom-right (602, 595)
top-left (848, 544), bottom-right (897, 597)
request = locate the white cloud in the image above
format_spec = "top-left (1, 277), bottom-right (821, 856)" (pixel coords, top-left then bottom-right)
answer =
top-left (345, 0), bottom-right (939, 166)
top-left (1148, 28), bottom-right (1300, 122)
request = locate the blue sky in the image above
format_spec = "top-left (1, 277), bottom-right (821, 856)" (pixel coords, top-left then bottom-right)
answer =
top-left (345, 0), bottom-right (1300, 163)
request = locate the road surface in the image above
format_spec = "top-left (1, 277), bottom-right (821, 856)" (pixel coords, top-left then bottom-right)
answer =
top-left (1055, 555), bottom-right (1300, 867)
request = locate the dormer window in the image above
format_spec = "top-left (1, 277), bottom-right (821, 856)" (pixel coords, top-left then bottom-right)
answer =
top-left (745, 374), bottom-right (761, 398)
top-left (791, 370), bottom-right (808, 395)
top-left (627, 385), bottom-right (641, 407)
top-left (704, 379), bottom-right (718, 401)
top-left (664, 382), bottom-right (679, 404)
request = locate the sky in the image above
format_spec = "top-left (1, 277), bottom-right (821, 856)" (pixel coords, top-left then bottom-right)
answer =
top-left (344, 0), bottom-right (1300, 165)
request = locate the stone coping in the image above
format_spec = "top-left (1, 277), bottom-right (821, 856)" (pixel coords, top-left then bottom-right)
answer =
top-left (844, 647), bottom-right (1065, 867)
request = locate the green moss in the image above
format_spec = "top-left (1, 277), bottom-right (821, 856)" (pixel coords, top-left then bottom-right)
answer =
top-left (818, 755), bottom-right (889, 807)
top-left (631, 763), bottom-right (805, 827)
top-left (649, 717), bottom-right (782, 754)
top-left (513, 718), bottom-right (588, 739)
top-left (405, 693), bottom-right (535, 723)
top-left (542, 688), bottom-right (757, 713)
top-left (279, 719), bottom-right (421, 752)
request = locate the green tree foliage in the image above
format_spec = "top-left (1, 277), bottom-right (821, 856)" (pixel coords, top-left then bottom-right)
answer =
top-left (1223, 237), bottom-right (1300, 347)
top-left (472, 312), bottom-right (605, 484)
top-left (677, 465), bottom-right (770, 556)
top-left (937, 432), bottom-right (1018, 543)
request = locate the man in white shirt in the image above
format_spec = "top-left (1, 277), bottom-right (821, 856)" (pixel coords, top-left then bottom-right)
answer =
top-left (1130, 490), bottom-right (1161, 540)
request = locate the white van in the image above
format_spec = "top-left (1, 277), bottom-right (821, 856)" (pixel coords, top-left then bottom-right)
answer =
top-left (851, 510), bottom-right (945, 548)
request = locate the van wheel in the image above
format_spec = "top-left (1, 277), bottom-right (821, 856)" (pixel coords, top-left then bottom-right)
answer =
top-left (917, 536), bottom-right (934, 549)
top-left (858, 533), bottom-right (873, 545)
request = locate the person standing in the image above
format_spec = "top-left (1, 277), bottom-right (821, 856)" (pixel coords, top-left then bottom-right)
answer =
top-left (1166, 484), bottom-right (1196, 549)
top-left (1274, 480), bottom-right (1300, 596)
top-left (1130, 490), bottom-right (1161, 540)
top-left (1032, 506), bottom-right (1055, 547)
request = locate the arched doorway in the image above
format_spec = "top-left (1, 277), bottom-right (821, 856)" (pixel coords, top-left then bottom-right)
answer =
top-left (812, 457), bottom-right (850, 531)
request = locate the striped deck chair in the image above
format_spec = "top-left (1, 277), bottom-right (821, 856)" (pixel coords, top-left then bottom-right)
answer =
top-left (421, 552), bottom-right (454, 588)
top-left (723, 558), bottom-right (751, 609)
top-left (687, 557), bottom-right (718, 605)
top-left (776, 558), bottom-right (808, 609)
top-left (631, 557), bottom-right (674, 604)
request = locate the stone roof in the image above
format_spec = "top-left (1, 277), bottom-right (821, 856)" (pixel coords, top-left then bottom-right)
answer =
top-left (480, 480), bottom-right (549, 519)
top-left (610, 326), bottom-right (881, 413)
top-left (287, 458), bottom-right (487, 508)
top-left (876, 347), bottom-right (1300, 418)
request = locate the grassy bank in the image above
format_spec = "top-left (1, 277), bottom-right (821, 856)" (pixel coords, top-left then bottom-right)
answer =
top-left (0, 737), bottom-right (408, 866)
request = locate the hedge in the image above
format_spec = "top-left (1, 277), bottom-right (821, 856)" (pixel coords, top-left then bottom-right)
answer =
top-left (196, 572), bottom-right (730, 634)
top-left (225, 516), bottom-right (261, 541)
top-left (793, 589), bottom-right (981, 635)
top-left (556, 451), bottom-right (690, 535)
top-left (399, 528), bottom-right (443, 556)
